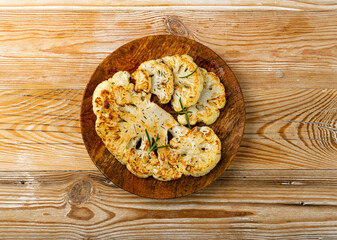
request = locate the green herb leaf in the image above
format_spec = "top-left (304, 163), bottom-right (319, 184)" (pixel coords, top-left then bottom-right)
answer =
top-left (153, 145), bottom-right (172, 150)
top-left (145, 130), bottom-right (171, 153)
top-left (169, 97), bottom-right (192, 129)
top-left (179, 97), bottom-right (184, 111)
top-left (179, 66), bottom-right (198, 79)
top-left (149, 134), bottom-right (159, 152)
top-left (170, 110), bottom-right (192, 114)
top-left (185, 112), bottom-right (191, 129)
top-left (145, 129), bottom-right (151, 146)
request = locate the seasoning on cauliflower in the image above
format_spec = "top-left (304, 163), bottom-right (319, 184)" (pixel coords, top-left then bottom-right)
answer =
top-left (160, 55), bottom-right (204, 111)
top-left (132, 60), bottom-right (174, 104)
top-left (169, 125), bottom-right (221, 177)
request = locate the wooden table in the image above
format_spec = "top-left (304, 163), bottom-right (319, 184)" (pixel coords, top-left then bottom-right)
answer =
top-left (1, 1), bottom-right (336, 239)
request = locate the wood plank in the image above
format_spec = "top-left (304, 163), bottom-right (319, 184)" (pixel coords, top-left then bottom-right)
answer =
top-left (0, 11), bottom-right (336, 89)
top-left (0, 89), bottom-right (95, 170)
top-left (0, 169), bottom-right (337, 239)
top-left (232, 88), bottom-right (337, 169)
top-left (0, 89), bottom-right (335, 170)
top-left (0, 0), bottom-right (337, 10)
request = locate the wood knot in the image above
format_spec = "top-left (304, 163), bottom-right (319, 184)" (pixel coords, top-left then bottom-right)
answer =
top-left (69, 180), bottom-right (92, 204)
top-left (165, 17), bottom-right (189, 37)
top-left (67, 206), bottom-right (94, 221)
top-left (276, 71), bottom-right (284, 78)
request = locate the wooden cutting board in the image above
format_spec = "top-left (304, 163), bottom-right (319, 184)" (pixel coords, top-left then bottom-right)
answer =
top-left (81, 35), bottom-right (245, 198)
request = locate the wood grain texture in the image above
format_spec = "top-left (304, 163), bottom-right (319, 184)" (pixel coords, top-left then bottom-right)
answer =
top-left (0, 88), bottom-right (335, 171)
top-left (0, 169), bottom-right (337, 239)
top-left (80, 35), bottom-right (245, 198)
top-left (0, 0), bottom-right (337, 10)
top-left (0, 11), bottom-right (336, 89)
top-left (0, 89), bottom-right (95, 170)
top-left (0, 4), bottom-right (336, 237)
top-left (233, 88), bottom-right (337, 169)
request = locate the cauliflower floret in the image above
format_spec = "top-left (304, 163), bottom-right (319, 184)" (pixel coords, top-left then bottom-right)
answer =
top-left (170, 126), bottom-right (221, 177)
top-left (93, 71), bottom-right (222, 181)
top-left (177, 68), bottom-right (226, 125)
top-left (110, 71), bottom-right (130, 86)
top-left (132, 60), bottom-right (174, 104)
top-left (161, 55), bottom-right (204, 111)
top-left (132, 69), bottom-right (151, 93)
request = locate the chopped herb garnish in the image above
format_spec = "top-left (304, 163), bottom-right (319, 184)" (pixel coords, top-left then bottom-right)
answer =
top-left (179, 66), bottom-right (198, 78)
top-left (170, 97), bottom-right (192, 129)
top-left (145, 129), bottom-right (171, 153)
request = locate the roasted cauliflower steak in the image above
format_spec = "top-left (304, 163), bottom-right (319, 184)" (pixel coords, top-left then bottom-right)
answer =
top-left (93, 71), bottom-right (222, 181)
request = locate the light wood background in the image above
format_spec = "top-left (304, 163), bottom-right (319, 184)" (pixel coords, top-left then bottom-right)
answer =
top-left (0, 1), bottom-right (336, 239)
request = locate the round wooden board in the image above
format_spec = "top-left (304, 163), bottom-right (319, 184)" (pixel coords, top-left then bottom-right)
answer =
top-left (81, 35), bottom-right (245, 199)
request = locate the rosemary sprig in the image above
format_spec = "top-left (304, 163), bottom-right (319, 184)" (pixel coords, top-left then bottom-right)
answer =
top-left (179, 66), bottom-right (198, 78)
top-left (170, 98), bottom-right (191, 129)
top-left (145, 129), bottom-right (171, 153)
